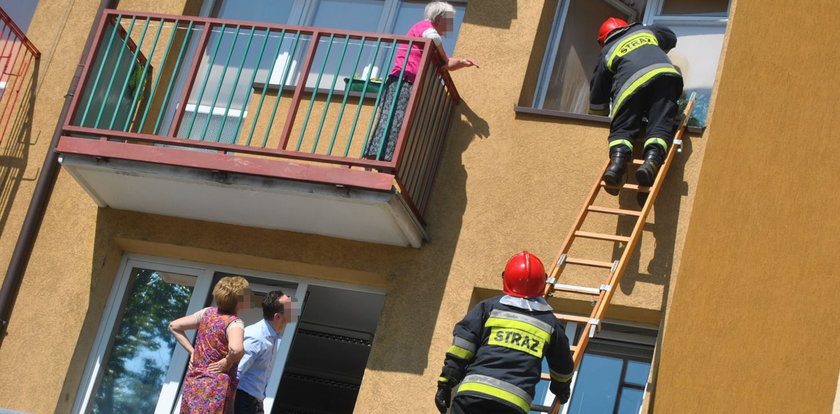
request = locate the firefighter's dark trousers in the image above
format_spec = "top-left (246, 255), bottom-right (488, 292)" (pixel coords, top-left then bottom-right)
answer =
top-left (451, 395), bottom-right (522, 414)
top-left (608, 76), bottom-right (682, 154)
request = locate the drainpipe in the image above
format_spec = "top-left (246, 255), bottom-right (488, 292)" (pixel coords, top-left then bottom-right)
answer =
top-left (0, 0), bottom-right (118, 346)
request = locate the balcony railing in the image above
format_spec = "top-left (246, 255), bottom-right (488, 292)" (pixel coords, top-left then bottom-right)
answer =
top-left (0, 7), bottom-right (40, 145)
top-left (59, 10), bottom-right (458, 219)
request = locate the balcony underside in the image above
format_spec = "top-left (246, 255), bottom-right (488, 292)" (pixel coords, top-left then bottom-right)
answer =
top-left (58, 150), bottom-right (426, 248)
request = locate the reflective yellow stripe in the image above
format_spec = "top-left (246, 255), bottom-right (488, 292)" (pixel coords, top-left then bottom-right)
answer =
top-left (457, 382), bottom-right (530, 413)
top-left (447, 345), bottom-right (475, 360)
top-left (550, 370), bottom-right (573, 383)
top-left (607, 32), bottom-right (659, 72)
top-left (609, 139), bottom-right (633, 150)
top-left (644, 137), bottom-right (667, 150)
top-left (484, 317), bottom-right (552, 343)
top-left (611, 67), bottom-right (680, 117)
top-left (438, 376), bottom-right (449, 383)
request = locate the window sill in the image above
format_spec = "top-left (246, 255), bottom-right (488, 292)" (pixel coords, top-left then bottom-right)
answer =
top-left (513, 105), bottom-right (705, 135)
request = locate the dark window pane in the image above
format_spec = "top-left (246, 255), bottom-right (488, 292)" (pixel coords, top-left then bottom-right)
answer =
top-left (567, 354), bottom-right (622, 413)
top-left (661, 0), bottom-right (729, 16)
top-left (616, 387), bottom-right (645, 414)
top-left (215, 0), bottom-right (294, 24)
top-left (312, 0), bottom-right (384, 32)
top-left (624, 360), bottom-right (650, 386)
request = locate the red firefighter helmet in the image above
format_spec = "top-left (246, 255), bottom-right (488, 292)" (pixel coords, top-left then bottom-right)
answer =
top-left (598, 17), bottom-right (629, 46)
top-left (502, 251), bottom-right (547, 298)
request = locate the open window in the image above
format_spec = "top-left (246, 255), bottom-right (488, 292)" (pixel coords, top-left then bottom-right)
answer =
top-left (532, 0), bottom-right (730, 126)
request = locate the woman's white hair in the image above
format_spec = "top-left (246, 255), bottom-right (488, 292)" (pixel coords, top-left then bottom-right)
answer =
top-left (424, 1), bottom-right (456, 21)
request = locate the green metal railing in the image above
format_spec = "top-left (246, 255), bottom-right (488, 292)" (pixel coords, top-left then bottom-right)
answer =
top-left (63, 10), bottom-right (458, 217)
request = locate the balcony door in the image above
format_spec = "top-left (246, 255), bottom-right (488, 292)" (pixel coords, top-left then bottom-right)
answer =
top-left (73, 255), bottom-right (385, 414)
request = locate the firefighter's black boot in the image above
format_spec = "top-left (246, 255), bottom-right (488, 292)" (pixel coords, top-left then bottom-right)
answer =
top-left (635, 146), bottom-right (665, 187)
top-left (603, 147), bottom-right (630, 195)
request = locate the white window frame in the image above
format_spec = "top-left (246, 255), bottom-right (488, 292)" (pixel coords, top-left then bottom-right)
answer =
top-left (72, 253), bottom-right (386, 414)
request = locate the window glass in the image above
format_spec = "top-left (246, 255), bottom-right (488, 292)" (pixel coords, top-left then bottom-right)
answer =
top-left (541, 0), bottom-right (630, 113)
top-left (215, 0), bottom-right (294, 24)
top-left (659, 24), bottom-right (725, 127)
top-left (661, 0), bottom-right (729, 16)
top-left (393, 0), bottom-right (466, 56)
top-left (312, 0), bottom-right (385, 32)
top-left (0, 0), bottom-right (38, 32)
top-left (616, 387), bottom-right (645, 414)
top-left (91, 269), bottom-right (194, 414)
top-left (624, 360), bottom-right (650, 386)
top-left (567, 353), bottom-right (623, 413)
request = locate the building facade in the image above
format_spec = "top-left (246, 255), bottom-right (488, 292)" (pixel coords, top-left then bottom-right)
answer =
top-left (0, 0), bottom-right (837, 413)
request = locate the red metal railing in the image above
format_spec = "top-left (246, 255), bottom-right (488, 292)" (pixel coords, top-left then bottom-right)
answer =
top-left (58, 10), bottom-right (458, 220)
top-left (0, 7), bottom-right (40, 145)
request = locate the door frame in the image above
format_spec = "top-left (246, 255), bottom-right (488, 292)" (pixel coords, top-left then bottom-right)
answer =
top-left (72, 253), bottom-right (385, 414)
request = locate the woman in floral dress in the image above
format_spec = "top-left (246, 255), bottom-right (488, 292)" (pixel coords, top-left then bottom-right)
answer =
top-left (169, 276), bottom-right (251, 413)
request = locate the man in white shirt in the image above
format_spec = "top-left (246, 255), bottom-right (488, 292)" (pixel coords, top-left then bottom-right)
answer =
top-left (235, 291), bottom-right (293, 414)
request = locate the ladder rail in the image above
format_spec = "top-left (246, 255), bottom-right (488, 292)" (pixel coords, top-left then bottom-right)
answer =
top-left (543, 159), bottom-right (611, 297)
top-left (544, 94), bottom-right (696, 414)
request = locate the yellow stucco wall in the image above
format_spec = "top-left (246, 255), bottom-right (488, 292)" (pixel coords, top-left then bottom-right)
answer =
top-left (653, 0), bottom-right (840, 413)
top-left (0, 1), bottom-right (714, 413)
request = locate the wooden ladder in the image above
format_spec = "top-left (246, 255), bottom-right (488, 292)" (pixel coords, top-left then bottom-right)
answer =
top-left (535, 93), bottom-right (696, 414)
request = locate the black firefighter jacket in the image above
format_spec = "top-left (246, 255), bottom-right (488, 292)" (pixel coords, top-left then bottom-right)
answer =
top-left (440, 295), bottom-right (574, 413)
top-left (589, 23), bottom-right (683, 117)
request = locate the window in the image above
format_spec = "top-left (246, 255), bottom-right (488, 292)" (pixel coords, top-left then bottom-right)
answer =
top-left (0, 0), bottom-right (38, 33)
top-left (210, 0), bottom-right (466, 56)
top-left (534, 0), bottom-right (730, 126)
top-left (168, 0), bottom-right (467, 143)
top-left (531, 321), bottom-right (657, 414)
top-left (73, 255), bottom-right (385, 414)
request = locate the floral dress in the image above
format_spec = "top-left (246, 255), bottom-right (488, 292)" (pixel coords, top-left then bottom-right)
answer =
top-left (180, 307), bottom-right (243, 414)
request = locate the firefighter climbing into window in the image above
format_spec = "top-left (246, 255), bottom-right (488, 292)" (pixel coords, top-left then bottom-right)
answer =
top-left (589, 17), bottom-right (684, 199)
top-left (434, 251), bottom-right (574, 414)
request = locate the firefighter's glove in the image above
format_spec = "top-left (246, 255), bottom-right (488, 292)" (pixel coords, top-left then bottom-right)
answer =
top-left (550, 380), bottom-right (571, 405)
top-left (435, 381), bottom-right (452, 414)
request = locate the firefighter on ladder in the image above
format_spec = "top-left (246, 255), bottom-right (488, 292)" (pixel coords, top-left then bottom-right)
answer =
top-left (589, 17), bottom-right (684, 199)
top-left (434, 251), bottom-right (575, 414)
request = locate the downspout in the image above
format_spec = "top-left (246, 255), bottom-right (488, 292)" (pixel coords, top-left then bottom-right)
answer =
top-left (0, 0), bottom-right (118, 346)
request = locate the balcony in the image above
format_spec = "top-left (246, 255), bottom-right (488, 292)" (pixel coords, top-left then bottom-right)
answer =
top-left (57, 10), bottom-right (459, 247)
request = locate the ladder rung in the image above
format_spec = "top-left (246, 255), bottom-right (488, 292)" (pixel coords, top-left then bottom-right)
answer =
top-left (553, 283), bottom-right (601, 295)
top-left (564, 257), bottom-right (614, 269)
top-left (600, 181), bottom-right (651, 193)
top-left (574, 231), bottom-right (630, 243)
top-left (553, 313), bottom-right (592, 324)
top-left (631, 158), bottom-right (644, 165)
top-left (587, 205), bottom-right (641, 217)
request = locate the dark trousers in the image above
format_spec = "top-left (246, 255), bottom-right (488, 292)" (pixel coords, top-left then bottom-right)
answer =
top-left (234, 389), bottom-right (263, 414)
top-left (363, 75), bottom-right (413, 162)
top-left (451, 395), bottom-right (522, 414)
top-left (608, 76), bottom-right (682, 153)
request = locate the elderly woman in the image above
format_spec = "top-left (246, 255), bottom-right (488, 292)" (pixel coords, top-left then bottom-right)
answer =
top-left (363, 1), bottom-right (479, 162)
top-left (169, 276), bottom-right (251, 414)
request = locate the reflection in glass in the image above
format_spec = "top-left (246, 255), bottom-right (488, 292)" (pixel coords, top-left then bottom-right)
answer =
top-left (215, 0), bottom-right (294, 24)
top-left (568, 354), bottom-right (623, 413)
top-left (624, 360), bottom-right (649, 386)
top-left (616, 387), bottom-right (645, 414)
top-left (92, 269), bottom-right (193, 414)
